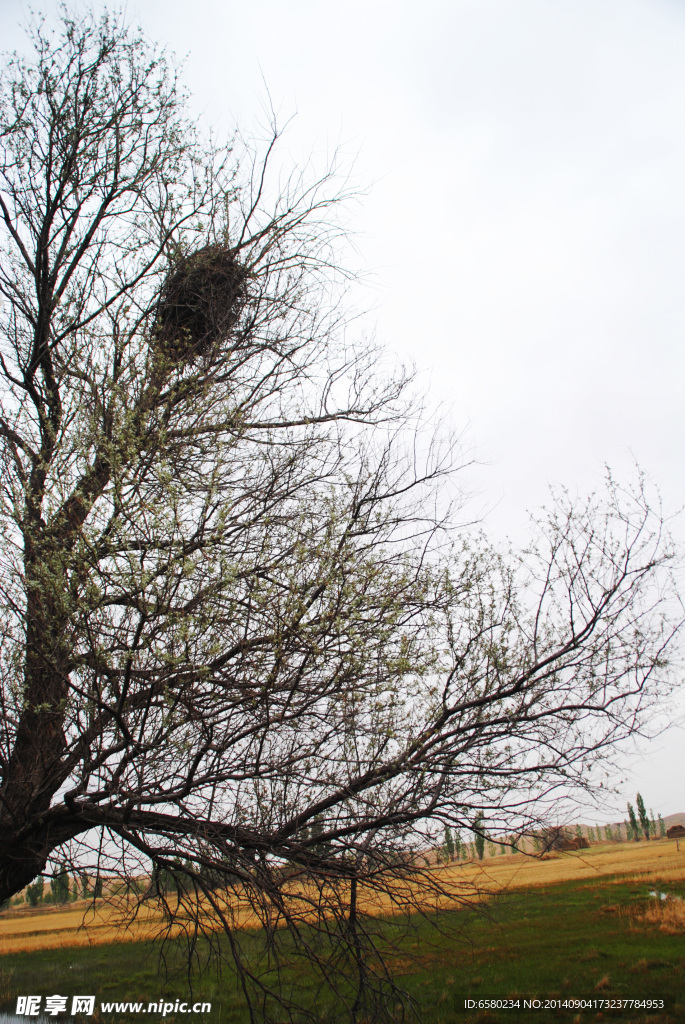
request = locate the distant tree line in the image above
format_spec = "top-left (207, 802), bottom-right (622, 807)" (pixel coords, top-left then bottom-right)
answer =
top-left (20, 868), bottom-right (103, 907)
top-left (436, 792), bottom-right (668, 863)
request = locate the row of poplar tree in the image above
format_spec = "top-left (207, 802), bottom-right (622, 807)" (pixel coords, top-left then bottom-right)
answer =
top-left (441, 792), bottom-right (668, 862)
top-left (22, 868), bottom-right (103, 907)
top-left (625, 792), bottom-right (667, 841)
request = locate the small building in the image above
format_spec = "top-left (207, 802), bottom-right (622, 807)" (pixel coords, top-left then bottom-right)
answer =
top-left (556, 836), bottom-right (590, 851)
top-left (666, 825), bottom-right (685, 839)
top-left (540, 826), bottom-right (590, 853)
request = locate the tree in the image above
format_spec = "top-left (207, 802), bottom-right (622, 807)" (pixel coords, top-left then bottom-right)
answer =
top-left (50, 862), bottom-right (70, 903)
top-left (658, 814), bottom-right (667, 839)
top-left (473, 816), bottom-right (485, 861)
top-left (636, 793), bottom-right (651, 841)
top-left (627, 802), bottom-right (640, 841)
top-left (25, 877), bottom-right (43, 906)
top-left (443, 826), bottom-right (455, 862)
top-left (0, 9), bottom-right (682, 1020)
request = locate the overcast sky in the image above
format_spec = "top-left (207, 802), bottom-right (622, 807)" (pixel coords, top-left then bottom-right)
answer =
top-left (2, 0), bottom-right (684, 821)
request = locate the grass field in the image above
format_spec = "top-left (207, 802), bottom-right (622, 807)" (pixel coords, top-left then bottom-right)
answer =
top-left (0, 840), bottom-right (683, 1022)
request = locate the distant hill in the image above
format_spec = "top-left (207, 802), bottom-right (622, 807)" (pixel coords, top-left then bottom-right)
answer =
top-left (542, 812), bottom-right (685, 847)
top-left (590, 811), bottom-right (685, 832)
top-left (462, 812), bottom-right (685, 859)
top-left (423, 813), bottom-right (685, 865)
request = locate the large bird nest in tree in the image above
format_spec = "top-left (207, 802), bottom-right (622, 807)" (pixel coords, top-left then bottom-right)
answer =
top-left (153, 245), bottom-right (247, 362)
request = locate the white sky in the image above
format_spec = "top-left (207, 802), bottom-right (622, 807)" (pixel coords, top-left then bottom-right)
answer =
top-left (2, 0), bottom-right (684, 822)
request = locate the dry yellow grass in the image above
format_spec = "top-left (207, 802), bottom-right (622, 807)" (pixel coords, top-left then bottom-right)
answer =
top-left (1, 839), bottom-right (683, 954)
top-left (438, 837), bottom-right (685, 896)
top-left (0, 900), bottom-right (169, 954)
top-left (0, 891), bottom-right (270, 954)
top-left (630, 898), bottom-right (685, 935)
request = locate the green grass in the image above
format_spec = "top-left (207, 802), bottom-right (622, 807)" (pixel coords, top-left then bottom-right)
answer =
top-left (1, 877), bottom-right (683, 1023)
top-left (398, 878), bottom-right (685, 1022)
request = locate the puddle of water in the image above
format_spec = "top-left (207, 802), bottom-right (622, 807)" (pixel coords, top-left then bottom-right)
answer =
top-left (648, 889), bottom-right (683, 902)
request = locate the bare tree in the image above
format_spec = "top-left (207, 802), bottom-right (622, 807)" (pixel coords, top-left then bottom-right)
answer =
top-left (0, 10), bottom-right (682, 1021)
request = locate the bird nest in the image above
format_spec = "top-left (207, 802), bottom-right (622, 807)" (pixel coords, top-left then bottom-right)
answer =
top-left (153, 245), bottom-right (247, 362)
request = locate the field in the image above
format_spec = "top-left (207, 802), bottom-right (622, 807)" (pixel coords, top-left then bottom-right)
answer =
top-left (0, 840), bottom-right (683, 1022)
